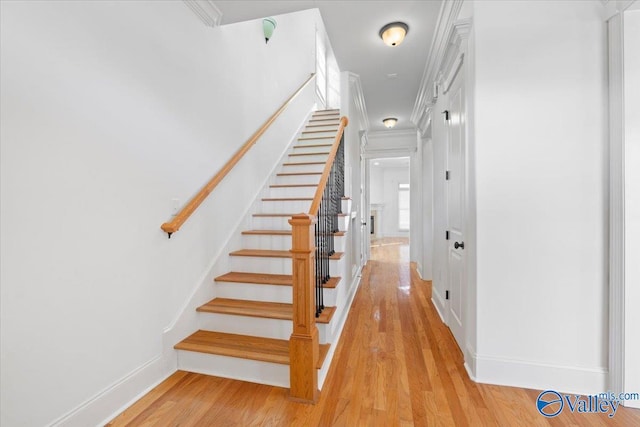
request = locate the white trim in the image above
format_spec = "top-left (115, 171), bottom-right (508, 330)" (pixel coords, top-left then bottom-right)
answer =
top-left (431, 288), bottom-right (447, 324)
top-left (442, 54), bottom-right (464, 95)
top-left (362, 148), bottom-right (417, 159)
top-left (411, 0), bottom-right (465, 124)
top-left (348, 72), bottom-right (370, 131)
top-left (49, 356), bottom-right (172, 427)
top-left (473, 354), bottom-right (608, 396)
top-left (182, 0), bottom-right (222, 27)
top-left (608, 11), bottom-right (625, 396)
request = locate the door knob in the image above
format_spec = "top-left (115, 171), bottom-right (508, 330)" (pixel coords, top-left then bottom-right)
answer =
top-left (454, 241), bottom-right (465, 250)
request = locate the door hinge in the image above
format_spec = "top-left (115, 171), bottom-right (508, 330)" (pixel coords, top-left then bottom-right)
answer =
top-left (442, 110), bottom-right (450, 121)
top-left (446, 290), bottom-right (450, 300)
top-left (445, 170), bottom-right (450, 180)
top-left (446, 230), bottom-right (450, 240)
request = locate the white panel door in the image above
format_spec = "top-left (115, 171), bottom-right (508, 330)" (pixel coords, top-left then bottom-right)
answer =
top-left (446, 69), bottom-right (466, 351)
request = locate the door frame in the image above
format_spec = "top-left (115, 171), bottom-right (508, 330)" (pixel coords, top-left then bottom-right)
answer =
top-left (605, 0), bottom-right (639, 404)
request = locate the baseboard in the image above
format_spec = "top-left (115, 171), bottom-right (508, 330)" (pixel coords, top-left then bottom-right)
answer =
top-left (431, 287), bottom-right (447, 324)
top-left (473, 353), bottom-right (608, 396)
top-left (48, 355), bottom-right (173, 427)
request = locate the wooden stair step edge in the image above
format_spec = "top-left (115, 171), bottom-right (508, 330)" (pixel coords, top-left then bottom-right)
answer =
top-left (215, 270), bottom-right (342, 289)
top-left (289, 152), bottom-right (331, 156)
top-left (261, 199), bottom-right (311, 203)
top-left (174, 330), bottom-right (330, 369)
top-left (292, 144), bottom-right (333, 149)
top-left (196, 298), bottom-right (336, 324)
top-left (276, 172), bottom-right (322, 176)
top-left (270, 184), bottom-right (318, 189)
top-left (215, 271), bottom-right (292, 286)
top-left (230, 248), bottom-right (344, 260)
top-left (242, 229), bottom-right (344, 237)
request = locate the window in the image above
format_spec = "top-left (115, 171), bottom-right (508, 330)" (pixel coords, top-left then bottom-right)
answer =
top-left (398, 183), bottom-right (410, 230)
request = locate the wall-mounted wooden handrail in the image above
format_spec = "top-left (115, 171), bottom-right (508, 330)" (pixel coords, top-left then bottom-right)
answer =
top-left (161, 73), bottom-right (316, 237)
top-left (308, 116), bottom-right (349, 216)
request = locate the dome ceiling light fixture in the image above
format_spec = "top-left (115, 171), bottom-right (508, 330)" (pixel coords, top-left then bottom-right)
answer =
top-left (379, 22), bottom-right (409, 47)
top-left (383, 117), bottom-right (398, 128)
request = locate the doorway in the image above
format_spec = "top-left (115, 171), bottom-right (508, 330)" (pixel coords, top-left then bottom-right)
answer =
top-left (368, 157), bottom-right (410, 259)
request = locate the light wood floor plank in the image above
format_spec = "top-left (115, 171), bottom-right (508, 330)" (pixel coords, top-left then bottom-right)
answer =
top-left (109, 237), bottom-right (640, 426)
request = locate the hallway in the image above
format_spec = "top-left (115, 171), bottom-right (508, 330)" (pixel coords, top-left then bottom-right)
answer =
top-left (108, 240), bottom-right (640, 426)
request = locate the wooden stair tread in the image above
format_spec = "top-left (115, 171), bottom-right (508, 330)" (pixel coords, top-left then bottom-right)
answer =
top-left (197, 298), bottom-right (336, 324)
top-left (198, 298), bottom-right (292, 320)
top-left (215, 270), bottom-right (342, 289)
top-left (293, 144), bottom-right (333, 149)
top-left (175, 330), bottom-right (330, 369)
top-left (174, 330), bottom-right (290, 365)
top-left (269, 184), bottom-right (318, 188)
top-left (230, 249), bottom-right (343, 260)
top-left (302, 130), bottom-right (337, 134)
top-left (277, 172), bottom-right (322, 176)
top-left (262, 197), bottom-right (313, 201)
top-left (215, 272), bottom-right (292, 286)
top-left (289, 152), bottom-right (330, 156)
top-left (282, 161), bottom-right (325, 166)
top-left (230, 249), bottom-right (291, 258)
top-left (242, 229), bottom-right (292, 235)
top-left (242, 229), bottom-right (345, 237)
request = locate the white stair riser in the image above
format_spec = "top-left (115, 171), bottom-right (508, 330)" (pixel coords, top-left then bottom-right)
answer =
top-left (252, 216), bottom-right (292, 230)
top-left (252, 215), bottom-right (348, 230)
top-left (198, 313), bottom-right (292, 340)
top-left (312, 113), bottom-right (340, 119)
top-left (215, 282), bottom-right (292, 303)
top-left (214, 281), bottom-right (340, 307)
top-left (281, 163), bottom-right (325, 173)
top-left (339, 215), bottom-right (349, 232)
top-left (242, 233), bottom-right (346, 252)
top-left (198, 313), bottom-right (333, 344)
top-left (229, 255), bottom-right (342, 275)
top-left (296, 137), bottom-right (335, 145)
top-left (292, 145), bottom-right (333, 154)
top-left (261, 200), bottom-right (311, 213)
top-left (287, 153), bottom-right (330, 163)
top-left (299, 131), bottom-right (336, 138)
top-left (303, 124), bottom-right (339, 132)
top-left (268, 186), bottom-right (317, 198)
top-left (342, 199), bottom-right (352, 214)
top-left (176, 350), bottom-right (289, 388)
top-left (275, 174), bottom-right (321, 185)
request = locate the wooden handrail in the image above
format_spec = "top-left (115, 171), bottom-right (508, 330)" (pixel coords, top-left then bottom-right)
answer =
top-left (307, 116), bottom-right (349, 216)
top-left (161, 73), bottom-right (316, 237)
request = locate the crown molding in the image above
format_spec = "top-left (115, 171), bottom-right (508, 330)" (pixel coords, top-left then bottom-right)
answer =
top-left (411, 0), bottom-right (465, 125)
top-left (183, 0), bottom-right (223, 27)
top-left (348, 72), bottom-right (371, 131)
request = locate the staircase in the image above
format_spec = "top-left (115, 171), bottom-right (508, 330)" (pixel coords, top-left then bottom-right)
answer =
top-left (174, 109), bottom-right (351, 390)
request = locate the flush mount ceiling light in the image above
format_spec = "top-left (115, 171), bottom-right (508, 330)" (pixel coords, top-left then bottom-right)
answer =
top-left (383, 117), bottom-right (398, 128)
top-left (379, 22), bottom-right (409, 47)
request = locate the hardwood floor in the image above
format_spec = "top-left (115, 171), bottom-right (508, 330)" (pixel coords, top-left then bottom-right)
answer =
top-left (108, 238), bottom-right (640, 426)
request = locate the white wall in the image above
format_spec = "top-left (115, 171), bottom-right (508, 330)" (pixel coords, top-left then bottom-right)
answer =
top-left (0, 2), bottom-right (324, 425)
top-left (623, 6), bottom-right (640, 408)
top-left (471, 0), bottom-right (608, 393)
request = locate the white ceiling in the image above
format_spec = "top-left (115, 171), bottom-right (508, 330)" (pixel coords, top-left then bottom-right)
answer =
top-left (213, 1), bottom-right (443, 132)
